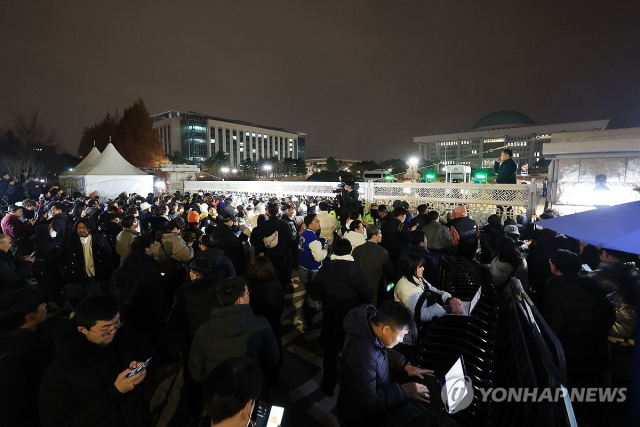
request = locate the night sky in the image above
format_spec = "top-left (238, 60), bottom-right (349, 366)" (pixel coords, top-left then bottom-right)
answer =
top-left (2, 1), bottom-right (639, 161)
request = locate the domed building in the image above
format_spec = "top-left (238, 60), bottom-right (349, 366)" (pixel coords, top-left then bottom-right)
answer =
top-left (413, 111), bottom-right (609, 170)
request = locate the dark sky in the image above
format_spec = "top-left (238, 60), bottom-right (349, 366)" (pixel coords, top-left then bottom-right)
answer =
top-left (2, 0), bottom-right (639, 161)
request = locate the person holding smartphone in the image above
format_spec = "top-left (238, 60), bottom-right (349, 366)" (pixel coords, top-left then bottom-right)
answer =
top-left (39, 294), bottom-right (151, 427)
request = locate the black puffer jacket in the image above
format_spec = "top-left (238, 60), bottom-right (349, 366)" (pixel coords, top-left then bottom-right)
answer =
top-left (168, 276), bottom-right (221, 337)
top-left (0, 249), bottom-right (32, 296)
top-left (188, 304), bottom-right (278, 382)
top-left (543, 274), bottom-right (616, 380)
top-left (307, 258), bottom-right (372, 347)
top-left (337, 305), bottom-right (425, 427)
top-left (589, 262), bottom-right (640, 340)
top-left (39, 322), bottom-right (151, 427)
top-left (0, 329), bottom-right (55, 427)
top-left (195, 248), bottom-right (236, 280)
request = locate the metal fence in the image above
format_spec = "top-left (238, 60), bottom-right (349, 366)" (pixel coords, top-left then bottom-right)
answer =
top-left (183, 180), bottom-right (537, 225)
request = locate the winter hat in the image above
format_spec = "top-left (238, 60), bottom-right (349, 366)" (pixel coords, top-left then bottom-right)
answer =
top-left (504, 224), bottom-right (520, 236)
top-left (188, 211), bottom-right (200, 223)
top-left (140, 202), bottom-right (151, 210)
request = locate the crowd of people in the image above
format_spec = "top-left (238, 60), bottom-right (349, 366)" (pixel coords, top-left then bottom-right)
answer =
top-left (0, 169), bottom-right (638, 427)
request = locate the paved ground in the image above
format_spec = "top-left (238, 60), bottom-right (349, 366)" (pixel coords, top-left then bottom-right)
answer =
top-left (145, 274), bottom-right (335, 427)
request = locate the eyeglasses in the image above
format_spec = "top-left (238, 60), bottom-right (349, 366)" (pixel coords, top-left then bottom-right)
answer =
top-left (90, 319), bottom-right (124, 337)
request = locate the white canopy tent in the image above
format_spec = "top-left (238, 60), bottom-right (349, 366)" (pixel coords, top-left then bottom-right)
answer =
top-left (59, 143), bottom-right (154, 199)
top-left (69, 146), bottom-right (102, 175)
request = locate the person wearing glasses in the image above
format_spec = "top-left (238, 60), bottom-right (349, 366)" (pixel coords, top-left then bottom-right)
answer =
top-left (39, 294), bottom-right (152, 427)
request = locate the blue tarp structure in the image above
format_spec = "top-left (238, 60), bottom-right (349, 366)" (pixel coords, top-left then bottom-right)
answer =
top-left (538, 201), bottom-right (640, 255)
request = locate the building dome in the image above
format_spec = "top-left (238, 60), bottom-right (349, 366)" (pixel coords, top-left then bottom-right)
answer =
top-left (471, 111), bottom-right (536, 130)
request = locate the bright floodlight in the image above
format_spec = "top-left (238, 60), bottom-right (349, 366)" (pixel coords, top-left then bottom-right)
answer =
top-left (154, 181), bottom-right (166, 189)
top-left (221, 167), bottom-right (230, 173)
top-left (231, 168), bottom-right (237, 173)
top-left (69, 168), bottom-right (73, 171)
top-left (409, 157), bottom-right (419, 166)
top-left (263, 165), bottom-right (272, 171)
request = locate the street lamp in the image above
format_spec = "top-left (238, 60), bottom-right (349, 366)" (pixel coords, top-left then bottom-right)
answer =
top-left (221, 167), bottom-right (230, 173)
top-left (408, 157), bottom-right (419, 181)
top-left (231, 168), bottom-right (237, 174)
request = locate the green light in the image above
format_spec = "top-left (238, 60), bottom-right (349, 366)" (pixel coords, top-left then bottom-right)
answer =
top-left (476, 173), bottom-right (487, 179)
top-left (425, 173), bottom-right (435, 179)
top-left (385, 175), bottom-right (393, 181)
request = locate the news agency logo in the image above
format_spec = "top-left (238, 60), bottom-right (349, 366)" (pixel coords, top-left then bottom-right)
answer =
top-left (441, 376), bottom-right (474, 413)
top-left (439, 377), bottom-right (627, 413)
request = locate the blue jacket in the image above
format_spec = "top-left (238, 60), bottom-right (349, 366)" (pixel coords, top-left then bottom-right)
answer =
top-left (298, 229), bottom-right (323, 271)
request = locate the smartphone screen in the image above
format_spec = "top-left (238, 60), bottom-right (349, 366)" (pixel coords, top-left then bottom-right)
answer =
top-left (581, 264), bottom-right (592, 272)
top-left (266, 406), bottom-right (284, 427)
top-left (253, 401), bottom-right (269, 427)
top-left (28, 252), bottom-right (36, 259)
top-left (125, 357), bottom-right (152, 378)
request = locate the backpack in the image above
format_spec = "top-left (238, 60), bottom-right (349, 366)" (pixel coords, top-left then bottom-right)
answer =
top-left (263, 231), bottom-right (279, 249)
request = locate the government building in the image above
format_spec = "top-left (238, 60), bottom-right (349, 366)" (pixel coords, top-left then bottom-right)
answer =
top-left (151, 110), bottom-right (306, 165)
top-left (413, 111), bottom-right (609, 169)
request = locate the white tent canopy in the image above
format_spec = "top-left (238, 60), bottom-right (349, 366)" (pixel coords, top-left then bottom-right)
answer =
top-left (69, 146), bottom-right (101, 175)
top-left (60, 143), bottom-right (154, 199)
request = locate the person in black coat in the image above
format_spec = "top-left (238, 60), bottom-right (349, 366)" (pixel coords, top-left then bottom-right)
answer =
top-left (0, 233), bottom-right (34, 296)
top-left (544, 250), bottom-right (616, 427)
top-left (29, 224), bottom-right (64, 306)
top-left (167, 258), bottom-right (221, 420)
top-left (380, 207), bottom-right (414, 268)
top-left (308, 237), bottom-right (373, 396)
top-left (39, 294), bottom-right (151, 427)
top-left (195, 234), bottom-right (236, 280)
top-left (251, 204), bottom-right (293, 287)
top-left (247, 256), bottom-right (284, 385)
top-left (114, 235), bottom-right (165, 338)
top-left (213, 215), bottom-right (246, 277)
top-left (479, 214), bottom-right (504, 264)
top-left (61, 218), bottom-right (112, 306)
top-left (544, 249), bottom-right (615, 426)
top-left (0, 288), bottom-right (54, 427)
top-left (47, 202), bottom-right (68, 248)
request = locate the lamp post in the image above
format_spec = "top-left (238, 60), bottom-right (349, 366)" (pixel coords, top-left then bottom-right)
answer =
top-left (408, 157), bottom-right (419, 182)
top-left (263, 164), bottom-right (272, 179)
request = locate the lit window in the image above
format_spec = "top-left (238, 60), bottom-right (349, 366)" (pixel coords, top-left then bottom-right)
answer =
top-left (252, 133), bottom-right (256, 137)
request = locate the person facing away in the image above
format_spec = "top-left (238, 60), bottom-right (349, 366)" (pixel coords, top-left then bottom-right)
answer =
top-left (188, 277), bottom-right (279, 382)
top-left (352, 224), bottom-right (398, 307)
top-left (201, 357), bottom-right (263, 427)
top-left (447, 205), bottom-right (479, 260)
top-left (307, 237), bottom-right (373, 396)
top-left (337, 301), bottom-right (460, 427)
top-left (421, 210), bottom-right (454, 255)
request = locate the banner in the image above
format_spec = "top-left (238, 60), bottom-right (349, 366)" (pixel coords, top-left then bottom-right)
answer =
top-left (59, 176), bottom-right (86, 192)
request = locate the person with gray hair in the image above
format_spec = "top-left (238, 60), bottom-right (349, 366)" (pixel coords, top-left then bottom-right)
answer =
top-left (0, 233), bottom-right (34, 296)
top-left (352, 225), bottom-right (398, 306)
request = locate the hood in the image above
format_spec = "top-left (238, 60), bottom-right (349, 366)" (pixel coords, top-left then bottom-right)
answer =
top-left (321, 259), bottom-right (361, 281)
top-left (342, 304), bottom-right (384, 349)
top-left (196, 248), bottom-right (225, 266)
top-left (209, 304), bottom-right (255, 337)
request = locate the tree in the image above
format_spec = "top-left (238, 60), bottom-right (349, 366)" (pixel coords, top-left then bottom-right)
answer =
top-left (379, 158), bottom-right (408, 175)
top-left (325, 157), bottom-right (338, 173)
top-left (0, 110), bottom-right (60, 178)
top-left (115, 99), bottom-right (168, 167)
top-left (201, 150), bottom-right (227, 177)
top-left (78, 99), bottom-right (169, 168)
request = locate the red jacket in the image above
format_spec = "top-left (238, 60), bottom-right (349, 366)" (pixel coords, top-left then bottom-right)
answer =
top-left (1, 214), bottom-right (32, 245)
